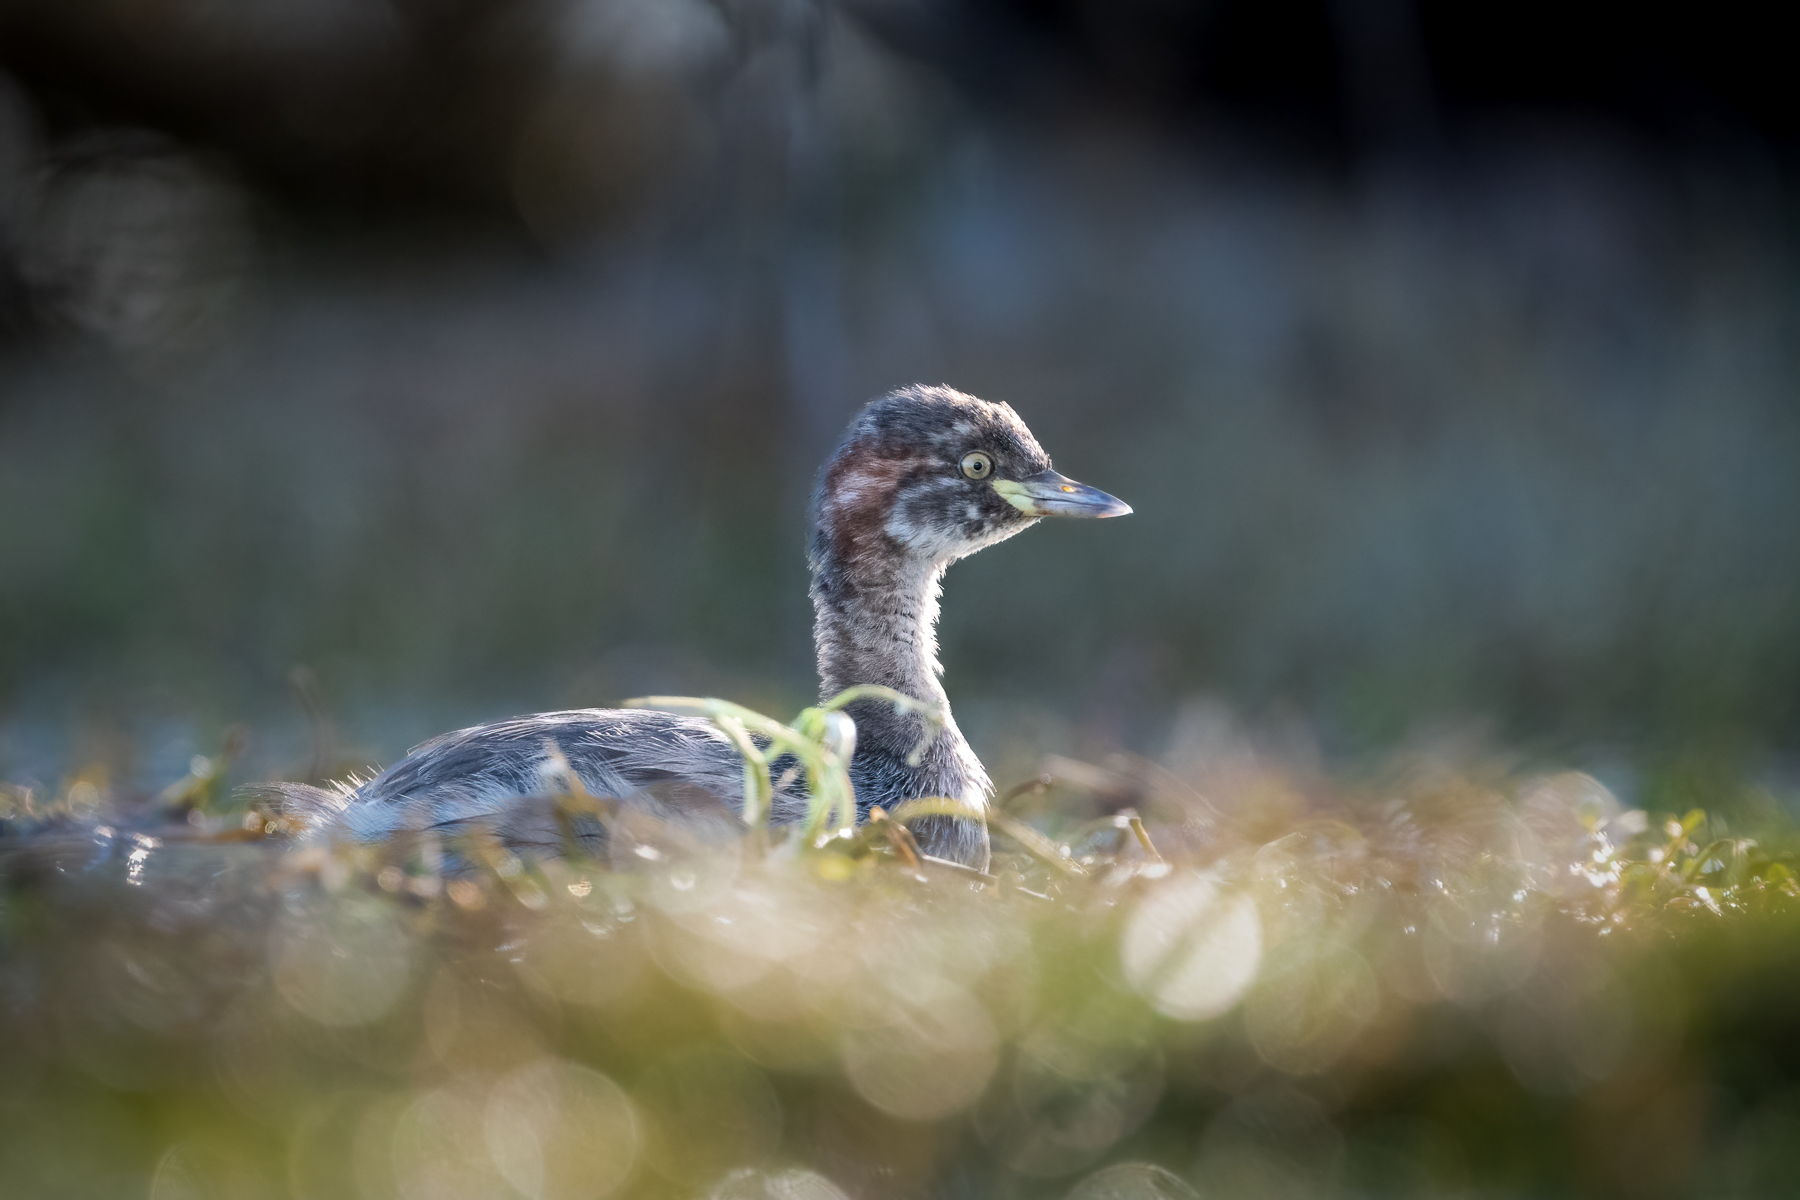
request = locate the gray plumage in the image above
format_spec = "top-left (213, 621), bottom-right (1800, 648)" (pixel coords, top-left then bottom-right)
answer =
top-left (268, 384), bottom-right (1129, 869)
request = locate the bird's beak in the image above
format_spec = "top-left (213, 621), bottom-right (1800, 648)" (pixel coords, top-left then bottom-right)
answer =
top-left (992, 470), bottom-right (1133, 518)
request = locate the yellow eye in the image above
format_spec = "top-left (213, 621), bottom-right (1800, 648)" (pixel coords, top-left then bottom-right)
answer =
top-left (960, 451), bottom-right (994, 480)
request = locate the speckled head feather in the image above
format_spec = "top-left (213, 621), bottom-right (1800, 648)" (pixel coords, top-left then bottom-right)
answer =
top-left (811, 384), bottom-right (1054, 577)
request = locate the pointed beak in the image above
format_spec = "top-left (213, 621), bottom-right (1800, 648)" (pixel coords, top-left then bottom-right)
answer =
top-left (991, 469), bottom-right (1133, 518)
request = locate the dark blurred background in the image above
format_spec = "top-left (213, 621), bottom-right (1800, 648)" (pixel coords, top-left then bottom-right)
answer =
top-left (1, 0), bottom-right (1796, 796)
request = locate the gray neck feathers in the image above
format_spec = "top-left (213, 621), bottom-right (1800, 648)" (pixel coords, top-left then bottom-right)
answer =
top-left (809, 539), bottom-right (989, 809)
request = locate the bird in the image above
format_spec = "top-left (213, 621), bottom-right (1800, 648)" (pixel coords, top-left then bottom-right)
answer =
top-left (265, 385), bottom-right (1130, 869)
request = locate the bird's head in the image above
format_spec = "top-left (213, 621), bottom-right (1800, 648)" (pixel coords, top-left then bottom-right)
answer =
top-left (813, 384), bottom-right (1131, 572)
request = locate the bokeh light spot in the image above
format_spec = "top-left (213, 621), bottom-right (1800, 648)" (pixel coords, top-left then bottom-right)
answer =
top-left (1243, 942), bottom-right (1381, 1074)
top-left (270, 901), bottom-right (410, 1027)
top-left (390, 1086), bottom-right (506, 1200)
top-left (486, 1059), bottom-right (638, 1200)
top-left (709, 1167), bottom-right (853, 1200)
top-left (841, 980), bottom-right (1000, 1120)
top-left (1063, 1162), bottom-right (1200, 1200)
top-left (1122, 871), bottom-right (1262, 1021)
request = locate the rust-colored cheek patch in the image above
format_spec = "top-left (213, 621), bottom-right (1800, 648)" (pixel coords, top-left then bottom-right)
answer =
top-left (823, 450), bottom-right (928, 563)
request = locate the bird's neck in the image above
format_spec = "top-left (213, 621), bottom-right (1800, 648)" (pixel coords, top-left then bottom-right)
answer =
top-left (814, 550), bottom-right (948, 709)
top-left (808, 541), bottom-right (989, 809)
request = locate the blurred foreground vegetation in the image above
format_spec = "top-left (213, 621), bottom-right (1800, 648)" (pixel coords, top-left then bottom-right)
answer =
top-left (7, 726), bottom-right (1800, 1200)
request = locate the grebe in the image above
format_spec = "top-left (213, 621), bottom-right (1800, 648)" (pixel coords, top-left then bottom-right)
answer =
top-left (271, 385), bottom-right (1129, 868)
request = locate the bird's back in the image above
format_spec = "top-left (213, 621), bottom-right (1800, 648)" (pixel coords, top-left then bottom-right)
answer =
top-left (297, 708), bottom-right (803, 852)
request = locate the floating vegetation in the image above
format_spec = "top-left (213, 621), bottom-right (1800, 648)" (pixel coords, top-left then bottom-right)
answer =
top-left (4, 711), bottom-right (1800, 1199)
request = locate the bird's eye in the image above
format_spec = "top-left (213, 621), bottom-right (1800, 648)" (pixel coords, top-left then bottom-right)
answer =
top-left (960, 451), bottom-right (994, 480)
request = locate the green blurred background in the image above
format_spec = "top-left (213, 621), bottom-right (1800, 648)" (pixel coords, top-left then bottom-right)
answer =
top-left (2, 0), bottom-right (1797, 795)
